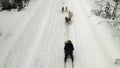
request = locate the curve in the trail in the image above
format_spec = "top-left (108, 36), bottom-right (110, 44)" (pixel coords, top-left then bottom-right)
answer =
top-left (31, 0), bottom-right (66, 68)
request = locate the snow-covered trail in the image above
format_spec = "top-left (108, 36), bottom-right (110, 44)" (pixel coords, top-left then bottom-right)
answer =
top-left (0, 0), bottom-right (120, 68)
top-left (0, 0), bottom-right (65, 68)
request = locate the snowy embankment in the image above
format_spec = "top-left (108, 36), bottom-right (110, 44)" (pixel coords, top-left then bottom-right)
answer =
top-left (67, 0), bottom-right (120, 68)
top-left (81, 0), bottom-right (120, 67)
top-left (88, 0), bottom-right (120, 60)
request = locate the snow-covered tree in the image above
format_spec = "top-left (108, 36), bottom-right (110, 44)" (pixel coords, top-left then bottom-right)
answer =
top-left (0, 0), bottom-right (30, 11)
top-left (92, 0), bottom-right (120, 20)
top-left (112, 0), bottom-right (120, 19)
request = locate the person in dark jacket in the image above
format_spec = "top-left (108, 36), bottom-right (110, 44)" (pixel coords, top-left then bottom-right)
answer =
top-left (64, 40), bottom-right (74, 62)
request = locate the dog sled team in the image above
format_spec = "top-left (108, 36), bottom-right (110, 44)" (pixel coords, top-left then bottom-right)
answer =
top-left (61, 5), bottom-right (74, 65)
top-left (62, 6), bottom-right (68, 13)
top-left (65, 11), bottom-right (73, 24)
top-left (61, 6), bottom-right (73, 24)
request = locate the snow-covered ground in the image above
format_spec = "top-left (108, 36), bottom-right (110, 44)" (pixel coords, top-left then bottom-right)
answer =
top-left (0, 0), bottom-right (120, 68)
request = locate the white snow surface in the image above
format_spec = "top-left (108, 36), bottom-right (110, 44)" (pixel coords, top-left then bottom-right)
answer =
top-left (0, 0), bottom-right (120, 68)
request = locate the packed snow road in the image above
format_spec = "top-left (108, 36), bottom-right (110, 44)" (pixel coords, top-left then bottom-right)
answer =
top-left (0, 0), bottom-right (120, 68)
top-left (0, 0), bottom-right (65, 68)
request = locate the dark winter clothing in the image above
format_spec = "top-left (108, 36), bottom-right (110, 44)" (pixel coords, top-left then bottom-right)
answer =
top-left (64, 41), bottom-right (74, 54)
top-left (64, 40), bottom-right (74, 62)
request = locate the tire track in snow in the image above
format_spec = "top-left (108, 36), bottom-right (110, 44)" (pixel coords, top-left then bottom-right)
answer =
top-left (0, 0), bottom-right (47, 68)
top-left (30, 0), bottom-right (64, 68)
top-left (3, 0), bottom-right (53, 68)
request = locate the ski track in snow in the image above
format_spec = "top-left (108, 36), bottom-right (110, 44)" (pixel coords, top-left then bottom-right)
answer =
top-left (0, 0), bottom-right (120, 68)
